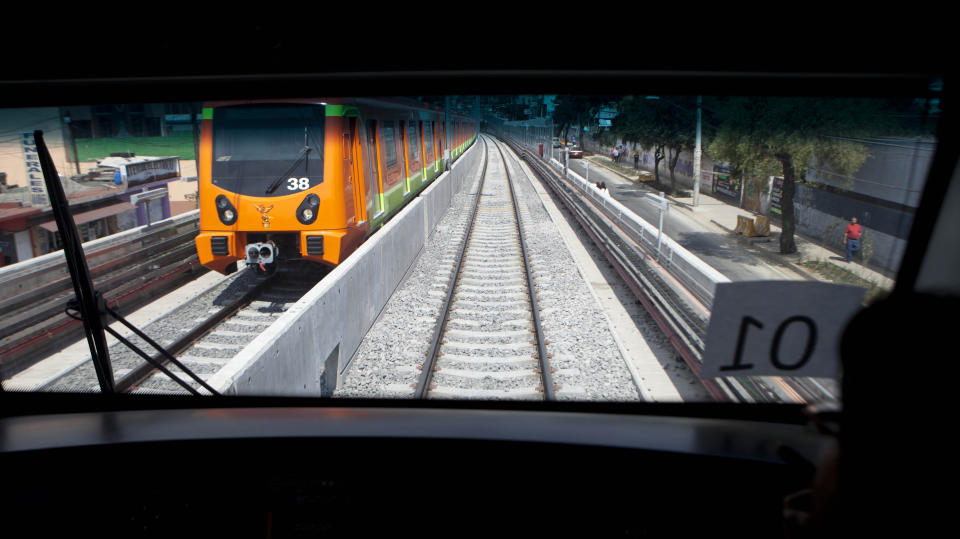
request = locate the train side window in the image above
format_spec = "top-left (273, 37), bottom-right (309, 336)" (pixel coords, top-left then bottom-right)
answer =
top-left (381, 121), bottom-right (398, 168)
top-left (366, 119), bottom-right (383, 215)
top-left (423, 121), bottom-right (433, 164)
top-left (397, 119), bottom-right (409, 194)
top-left (407, 120), bottom-right (420, 164)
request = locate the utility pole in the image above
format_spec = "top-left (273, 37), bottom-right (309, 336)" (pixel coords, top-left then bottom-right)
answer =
top-left (693, 95), bottom-right (702, 207)
top-left (445, 96), bottom-right (451, 170)
top-left (63, 113), bottom-right (81, 175)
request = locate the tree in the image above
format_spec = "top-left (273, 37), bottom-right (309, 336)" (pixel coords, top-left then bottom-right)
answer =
top-left (553, 95), bottom-right (615, 147)
top-left (708, 97), bottom-right (900, 254)
top-left (612, 96), bottom-right (697, 194)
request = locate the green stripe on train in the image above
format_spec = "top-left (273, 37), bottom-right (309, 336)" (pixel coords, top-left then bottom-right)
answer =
top-left (370, 137), bottom-right (473, 230)
top-left (325, 105), bottom-right (360, 117)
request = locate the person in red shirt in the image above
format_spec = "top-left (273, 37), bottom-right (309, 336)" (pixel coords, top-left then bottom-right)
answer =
top-left (844, 217), bottom-right (862, 263)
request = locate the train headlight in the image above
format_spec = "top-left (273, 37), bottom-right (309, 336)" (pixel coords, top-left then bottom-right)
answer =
top-left (216, 195), bottom-right (238, 225)
top-left (296, 194), bottom-right (320, 225)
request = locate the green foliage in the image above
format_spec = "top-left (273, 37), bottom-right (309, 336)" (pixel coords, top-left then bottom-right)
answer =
top-left (594, 129), bottom-right (618, 146)
top-left (707, 97), bottom-right (903, 252)
top-left (612, 95), bottom-right (697, 153)
top-left (800, 261), bottom-right (889, 306)
top-left (610, 95), bottom-right (702, 193)
top-left (707, 97), bottom-right (900, 179)
top-left (553, 95), bottom-right (617, 142)
top-left (76, 132), bottom-right (196, 161)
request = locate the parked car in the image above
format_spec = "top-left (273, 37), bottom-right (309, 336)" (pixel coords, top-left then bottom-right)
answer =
top-left (552, 137), bottom-right (561, 148)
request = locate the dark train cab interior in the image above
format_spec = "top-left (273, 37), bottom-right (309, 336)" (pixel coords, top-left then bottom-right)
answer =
top-left (2, 22), bottom-right (954, 537)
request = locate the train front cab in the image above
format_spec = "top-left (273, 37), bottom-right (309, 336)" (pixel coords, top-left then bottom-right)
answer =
top-left (195, 102), bottom-right (369, 274)
top-left (196, 100), bottom-right (476, 275)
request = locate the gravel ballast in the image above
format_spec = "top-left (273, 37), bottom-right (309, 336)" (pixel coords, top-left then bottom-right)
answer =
top-left (337, 137), bottom-right (644, 401)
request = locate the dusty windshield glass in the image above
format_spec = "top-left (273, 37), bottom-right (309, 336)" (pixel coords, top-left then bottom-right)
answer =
top-left (212, 104), bottom-right (326, 197)
top-left (0, 93), bottom-right (939, 405)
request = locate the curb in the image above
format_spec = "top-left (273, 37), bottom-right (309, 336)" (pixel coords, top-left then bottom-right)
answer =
top-left (709, 219), bottom-right (734, 234)
top-left (585, 156), bottom-right (644, 183)
top-left (665, 195), bottom-right (694, 211)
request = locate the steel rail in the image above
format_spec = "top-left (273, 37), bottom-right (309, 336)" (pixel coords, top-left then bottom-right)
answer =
top-left (502, 137), bottom-right (737, 402)
top-left (112, 276), bottom-right (273, 394)
top-left (0, 228), bottom-right (199, 319)
top-left (0, 256), bottom-right (203, 377)
top-left (538, 144), bottom-right (810, 403)
top-left (414, 137), bottom-right (490, 399)
top-left (551, 150), bottom-right (823, 404)
top-left (490, 138), bottom-right (554, 400)
top-left (1, 243), bottom-right (200, 342)
top-left (538, 153), bottom-right (816, 404)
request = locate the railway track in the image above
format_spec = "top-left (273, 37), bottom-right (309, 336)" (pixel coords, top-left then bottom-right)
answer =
top-left (0, 213), bottom-right (203, 378)
top-left (505, 137), bottom-right (837, 404)
top-left (414, 136), bottom-right (554, 400)
top-left (39, 262), bottom-right (328, 394)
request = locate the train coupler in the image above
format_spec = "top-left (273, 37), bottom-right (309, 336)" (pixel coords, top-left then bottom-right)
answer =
top-left (245, 241), bottom-right (278, 268)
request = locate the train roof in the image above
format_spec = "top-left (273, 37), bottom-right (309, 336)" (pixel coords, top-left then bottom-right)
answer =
top-left (201, 97), bottom-right (478, 120)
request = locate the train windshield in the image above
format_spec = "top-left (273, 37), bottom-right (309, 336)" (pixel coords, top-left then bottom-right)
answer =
top-left (212, 104), bottom-right (325, 197)
top-left (0, 87), bottom-right (949, 409)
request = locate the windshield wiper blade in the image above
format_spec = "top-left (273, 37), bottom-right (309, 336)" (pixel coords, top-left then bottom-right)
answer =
top-left (33, 130), bottom-right (115, 392)
top-left (264, 146), bottom-right (310, 194)
top-left (32, 129), bottom-right (220, 397)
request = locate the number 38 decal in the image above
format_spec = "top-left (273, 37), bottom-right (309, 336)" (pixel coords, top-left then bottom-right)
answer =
top-left (287, 177), bottom-right (310, 190)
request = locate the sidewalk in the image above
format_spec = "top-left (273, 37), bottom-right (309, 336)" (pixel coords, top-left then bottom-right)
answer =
top-left (583, 154), bottom-right (895, 296)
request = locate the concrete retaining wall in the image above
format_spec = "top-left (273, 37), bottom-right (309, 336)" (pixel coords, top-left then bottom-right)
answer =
top-left (794, 182), bottom-right (910, 273)
top-left (208, 142), bottom-right (482, 396)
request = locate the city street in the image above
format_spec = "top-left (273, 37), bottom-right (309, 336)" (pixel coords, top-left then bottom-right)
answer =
top-left (562, 155), bottom-right (804, 282)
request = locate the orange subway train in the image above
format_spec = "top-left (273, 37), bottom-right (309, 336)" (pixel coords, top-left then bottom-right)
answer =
top-left (194, 98), bottom-right (477, 275)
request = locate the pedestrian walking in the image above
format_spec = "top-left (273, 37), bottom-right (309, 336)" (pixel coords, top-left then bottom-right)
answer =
top-left (633, 151), bottom-right (639, 170)
top-left (612, 147), bottom-right (619, 164)
top-left (844, 217), bottom-right (862, 263)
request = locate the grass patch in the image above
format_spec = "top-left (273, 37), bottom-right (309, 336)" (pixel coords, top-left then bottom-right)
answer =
top-left (800, 260), bottom-right (890, 306)
top-left (76, 132), bottom-right (196, 161)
